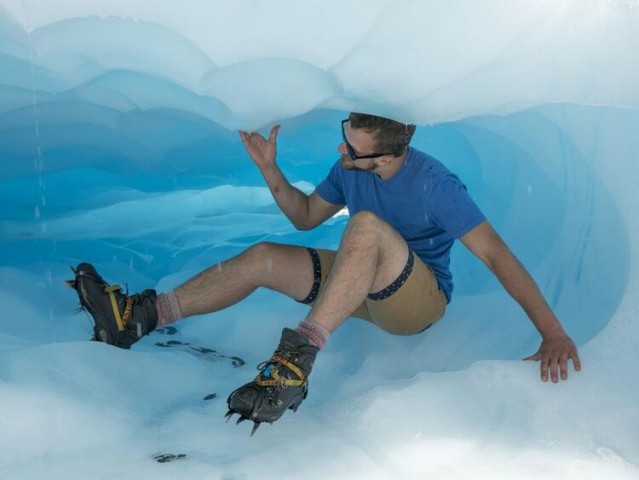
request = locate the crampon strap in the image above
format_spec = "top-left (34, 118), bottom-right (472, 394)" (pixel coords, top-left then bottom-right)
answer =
top-left (255, 355), bottom-right (307, 388)
top-left (104, 284), bottom-right (132, 332)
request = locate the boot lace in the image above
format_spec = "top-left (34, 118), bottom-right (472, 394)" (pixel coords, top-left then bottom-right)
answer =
top-left (255, 348), bottom-right (306, 389)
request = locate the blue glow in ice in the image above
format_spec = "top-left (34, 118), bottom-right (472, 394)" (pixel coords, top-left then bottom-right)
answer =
top-left (1, 1), bottom-right (638, 478)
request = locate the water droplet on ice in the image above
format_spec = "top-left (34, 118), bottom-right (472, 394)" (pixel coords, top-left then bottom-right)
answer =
top-left (34, 206), bottom-right (40, 218)
top-left (527, 185), bottom-right (533, 195)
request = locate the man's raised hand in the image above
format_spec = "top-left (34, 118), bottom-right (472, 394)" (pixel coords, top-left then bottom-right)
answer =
top-left (239, 125), bottom-right (281, 171)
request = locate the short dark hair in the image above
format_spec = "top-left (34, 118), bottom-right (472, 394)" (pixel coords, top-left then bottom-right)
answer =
top-left (349, 112), bottom-right (416, 156)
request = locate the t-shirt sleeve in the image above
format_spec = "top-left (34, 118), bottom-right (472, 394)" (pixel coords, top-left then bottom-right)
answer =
top-left (314, 161), bottom-right (346, 205)
top-left (429, 174), bottom-right (485, 238)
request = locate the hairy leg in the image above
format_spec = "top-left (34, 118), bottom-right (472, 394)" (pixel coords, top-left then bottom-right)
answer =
top-left (305, 210), bottom-right (410, 332)
top-left (174, 242), bottom-right (315, 317)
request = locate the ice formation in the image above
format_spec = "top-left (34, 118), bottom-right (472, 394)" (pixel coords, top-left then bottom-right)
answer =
top-left (0, 1), bottom-right (638, 478)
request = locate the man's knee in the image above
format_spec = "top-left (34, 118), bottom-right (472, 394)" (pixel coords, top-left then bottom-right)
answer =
top-left (240, 242), bottom-right (290, 284)
top-left (348, 210), bottom-right (385, 229)
top-left (245, 241), bottom-right (282, 259)
top-left (347, 211), bottom-right (400, 240)
top-left (244, 242), bottom-right (308, 274)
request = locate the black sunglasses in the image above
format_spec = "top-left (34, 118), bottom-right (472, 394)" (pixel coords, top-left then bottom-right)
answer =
top-left (341, 119), bottom-right (404, 161)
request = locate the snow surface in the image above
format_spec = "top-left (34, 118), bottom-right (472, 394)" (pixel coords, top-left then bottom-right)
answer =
top-left (1, 1), bottom-right (638, 479)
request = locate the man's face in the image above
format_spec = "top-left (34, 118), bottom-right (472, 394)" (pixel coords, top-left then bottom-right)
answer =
top-left (338, 121), bottom-right (383, 172)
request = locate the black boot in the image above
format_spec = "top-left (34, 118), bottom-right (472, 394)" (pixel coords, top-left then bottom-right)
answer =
top-left (226, 328), bottom-right (319, 435)
top-left (67, 263), bottom-right (158, 349)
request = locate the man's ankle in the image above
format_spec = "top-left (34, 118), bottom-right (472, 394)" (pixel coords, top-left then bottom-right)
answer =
top-left (296, 319), bottom-right (330, 350)
top-left (156, 291), bottom-right (184, 327)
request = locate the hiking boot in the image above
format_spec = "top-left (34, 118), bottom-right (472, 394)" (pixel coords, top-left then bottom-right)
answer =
top-left (225, 328), bottom-right (319, 435)
top-left (67, 262), bottom-right (158, 349)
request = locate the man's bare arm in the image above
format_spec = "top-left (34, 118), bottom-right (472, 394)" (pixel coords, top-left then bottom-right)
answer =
top-left (239, 125), bottom-right (343, 230)
top-left (461, 220), bottom-right (581, 382)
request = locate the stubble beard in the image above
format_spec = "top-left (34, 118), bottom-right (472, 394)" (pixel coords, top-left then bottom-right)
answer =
top-left (339, 155), bottom-right (377, 173)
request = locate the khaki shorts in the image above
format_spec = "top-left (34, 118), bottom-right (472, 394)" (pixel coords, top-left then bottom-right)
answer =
top-left (301, 248), bottom-right (447, 336)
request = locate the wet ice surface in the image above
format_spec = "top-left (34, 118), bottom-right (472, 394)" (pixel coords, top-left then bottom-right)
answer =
top-left (1, 1), bottom-right (639, 479)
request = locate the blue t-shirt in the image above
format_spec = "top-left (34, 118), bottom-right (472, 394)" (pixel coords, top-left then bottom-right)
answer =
top-left (315, 147), bottom-right (485, 302)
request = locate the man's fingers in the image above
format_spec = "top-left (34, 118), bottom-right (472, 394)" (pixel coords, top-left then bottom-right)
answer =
top-left (269, 124), bottom-right (281, 143)
top-left (571, 351), bottom-right (582, 372)
top-left (550, 360), bottom-right (560, 383)
top-left (543, 352), bottom-right (578, 383)
top-left (559, 353), bottom-right (569, 381)
top-left (529, 339), bottom-right (581, 383)
top-left (540, 357), bottom-right (550, 382)
top-left (240, 131), bottom-right (262, 148)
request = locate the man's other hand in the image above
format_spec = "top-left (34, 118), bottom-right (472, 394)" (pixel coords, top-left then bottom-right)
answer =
top-left (525, 335), bottom-right (582, 383)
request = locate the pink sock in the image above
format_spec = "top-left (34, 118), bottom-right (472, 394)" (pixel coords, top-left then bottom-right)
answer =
top-left (155, 291), bottom-right (183, 327)
top-left (296, 320), bottom-right (330, 350)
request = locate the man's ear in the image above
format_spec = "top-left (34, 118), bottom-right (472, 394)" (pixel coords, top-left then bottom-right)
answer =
top-left (378, 155), bottom-right (394, 166)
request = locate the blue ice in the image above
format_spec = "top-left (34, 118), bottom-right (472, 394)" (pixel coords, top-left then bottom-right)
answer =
top-left (1, 1), bottom-right (638, 478)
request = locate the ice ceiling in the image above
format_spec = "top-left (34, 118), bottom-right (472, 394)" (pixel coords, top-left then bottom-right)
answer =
top-left (1, 1), bottom-right (638, 478)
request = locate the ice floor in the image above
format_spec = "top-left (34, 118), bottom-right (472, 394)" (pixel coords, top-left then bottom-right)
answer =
top-left (1, 2), bottom-right (638, 479)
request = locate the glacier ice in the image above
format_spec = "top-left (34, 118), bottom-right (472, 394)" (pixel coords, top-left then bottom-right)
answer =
top-left (1, 1), bottom-right (638, 479)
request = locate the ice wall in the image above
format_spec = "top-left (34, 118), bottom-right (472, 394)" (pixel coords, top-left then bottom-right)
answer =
top-left (1, 0), bottom-right (637, 357)
top-left (0, 1), bottom-right (638, 479)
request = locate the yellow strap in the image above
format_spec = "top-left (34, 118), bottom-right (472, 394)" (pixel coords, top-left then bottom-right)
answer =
top-left (105, 284), bottom-right (125, 332)
top-left (257, 376), bottom-right (305, 388)
top-left (255, 355), bottom-right (307, 388)
top-left (122, 297), bottom-right (133, 328)
top-left (271, 355), bottom-right (305, 380)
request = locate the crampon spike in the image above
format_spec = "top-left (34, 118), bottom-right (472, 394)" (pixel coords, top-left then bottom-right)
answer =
top-left (236, 415), bottom-right (249, 425)
top-left (64, 279), bottom-right (76, 290)
top-left (250, 421), bottom-right (261, 437)
top-left (224, 410), bottom-right (234, 422)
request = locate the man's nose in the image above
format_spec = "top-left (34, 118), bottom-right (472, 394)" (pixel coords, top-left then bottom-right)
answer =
top-left (337, 142), bottom-right (347, 154)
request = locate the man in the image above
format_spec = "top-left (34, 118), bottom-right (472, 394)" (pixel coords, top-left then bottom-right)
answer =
top-left (68, 113), bottom-right (581, 435)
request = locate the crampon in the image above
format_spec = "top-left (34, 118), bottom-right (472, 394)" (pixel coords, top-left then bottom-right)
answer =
top-left (66, 262), bottom-right (158, 349)
top-left (225, 328), bottom-right (318, 436)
